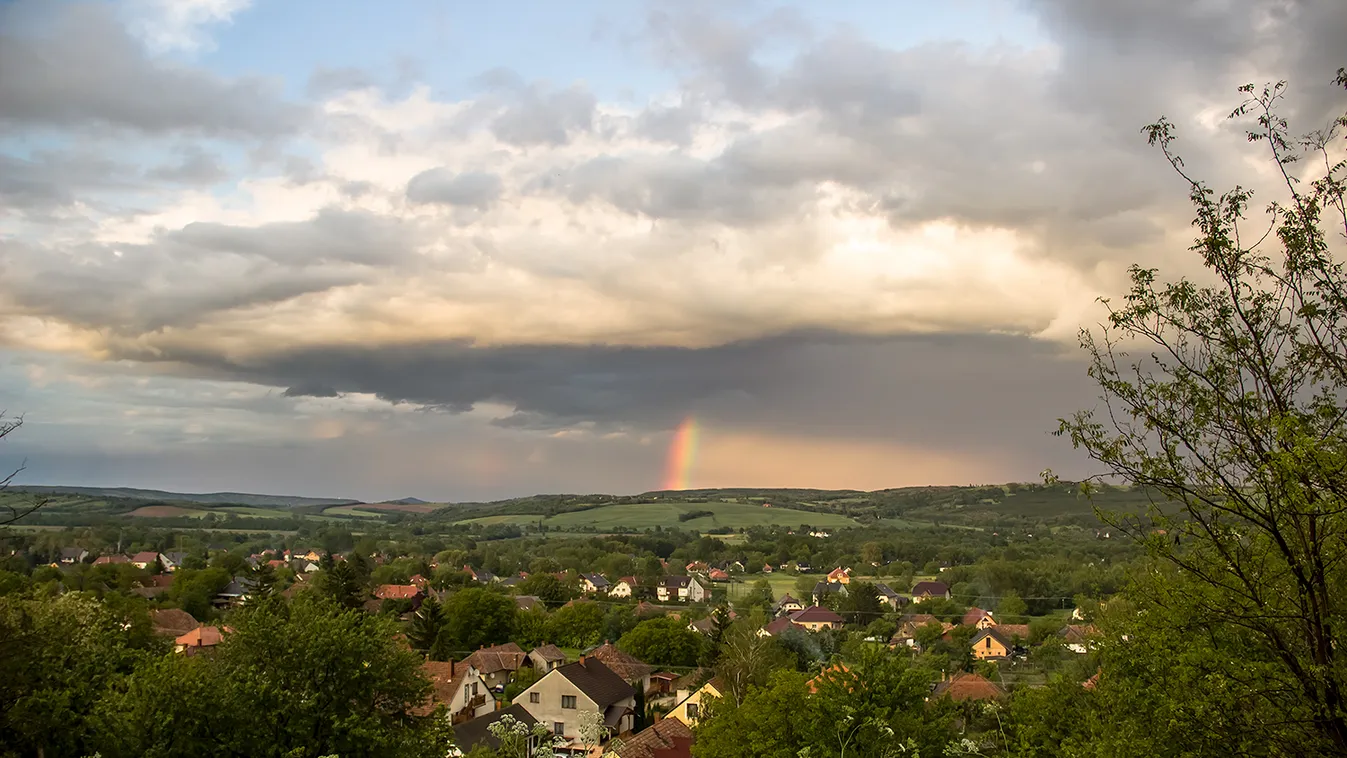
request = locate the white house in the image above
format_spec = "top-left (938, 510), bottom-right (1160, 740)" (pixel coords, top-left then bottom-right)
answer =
top-left (608, 576), bottom-right (638, 598)
top-left (516, 656), bottom-right (636, 750)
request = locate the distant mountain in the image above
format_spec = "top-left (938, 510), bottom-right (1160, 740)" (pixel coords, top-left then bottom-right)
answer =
top-left (382, 497), bottom-right (429, 505)
top-left (13, 485), bottom-right (360, 508)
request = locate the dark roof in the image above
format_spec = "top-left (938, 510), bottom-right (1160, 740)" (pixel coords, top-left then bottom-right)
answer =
top-left (613, 717), bottom-right (693, 758)
top-left (582, 573), bottom-right (611, 587)
top-left (515, 595), bottom-right (543, 611)
top-left (530, 643), bottom-right (566, 662)
top-left (452, 703), bottom-right (537, 753)
top-left (972, 627), bottom-right (1017, 650)
top-left (812, 581), bottom-right (847, 596)
top-left (661, 576), bottom-right (690, 589)
top-left (558, 657), bottom-right (636, 708)
top-left (762, 616), bottom-right (796, 636)
top-left (911, 581), bottom-right (950, 597)
top-left (161, 551), bottom-right (189, 564)
top-left (59, 547), bottom-right (87, 560)
top-left (875, 583), bottom-right (902, 598)
top-left (789, 606), bottom-right (843, 624)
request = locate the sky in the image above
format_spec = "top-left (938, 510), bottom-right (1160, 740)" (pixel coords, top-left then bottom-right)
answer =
top-left (0, 0), bottom-right (1344, 501)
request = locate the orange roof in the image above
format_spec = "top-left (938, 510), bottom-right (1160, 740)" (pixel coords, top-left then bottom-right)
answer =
top-left (374, 584), bottom-right (422, 600)
top-left (175, 625), bottom-right (229, 648)
top-left (932, 672), bottom-right (1006, 702)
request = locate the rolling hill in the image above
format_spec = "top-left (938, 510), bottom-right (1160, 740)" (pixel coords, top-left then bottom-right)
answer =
top-left (12, 485), bottom-right (360, 508)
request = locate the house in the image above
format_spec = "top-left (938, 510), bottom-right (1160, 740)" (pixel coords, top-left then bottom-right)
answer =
top-left (888, 614), bottom-right (949, 649)
top-left (590, 642), bottom-right (654, 694)
top-left (129, 551), bottom-right (162, 570)
top-left (669, 678), bottom-right (723, 726)
top-left (297, 560), bottom-right (321, 573)
top-left (809, 530), bottom-right (831, 538)
top-left (811, 581), bottom-right (848, 606)
top-left (657, 576), bottom-right (707, 603)
top-left (414, 660), bottom-right (496, 724)
top-left (464, 565), bottom-right (496, 584)
top-left (609, 576), bottom-right (639, 598)
top-left (648, 671), bottom-right (679, 696)
top-left (707, 568), bottom-right (730, 582)
top-left (762, 564), bottom-right (774, 574)
top-left (515, 595), bottom-right (545, 612)
top-left (875, 583), bottom-right (907, 610)
top-left (685, 561), bottom-right (708, 573)
top-left (634, 601), bottom-right (664, 618)
top-left (581, 573), bottom-right (611, 594)
top-left (516, 656), bottom-right (636, 749)
top-left (795, 562), bottom-right (812, 573)
top-left (58, 547), bottom-right (89, 565)
top-left (409, 573), bottom-right (428, 588)
top-left (826, 567), bottom-right (852, 584)
top-left (449, 703), bottom-right (540, 757)
top-left (497, 575), bottom-right (523, 588)
top-left (931, 672), bottom-right (1006, 702)
top-left (1060, 624), bottom-right (1100, 654)
top-left (174, 625), bottom-right (229, 655)
top-left (996, 624), bottom-right (1032, 642)
top-left (687, 611), bottom-right (736, 636)
top-left (374, 584), bottom-right (424, 605)
top-left (92, 553), bottom-right (129, 566)
top-left (213, 577), bottom-right (255, 608)
top-left (529, 644), bottom-right (567, 673)
top-left (462, 642), bottom-right (529, 690)
top-left (971, 627), bottom-right (1017, 660)
top-left (910, 581), bottom-right (951, 603)
top-left (788, 606), bottom-right (844, 631)
top-left (150, 608), bottom-right (200, 638)
top-left (757, 616), bottom-right (799, 638)
top-left (160, 551), bottom-right (190, 572)
top-left (773, 594), bottom-right (804, 617)
top-left (728, 561), bottom-right (745, 573)
top-left (613, 717), bottom-right (694, 758)
top-left (962, 608), bottom-right (997, 629)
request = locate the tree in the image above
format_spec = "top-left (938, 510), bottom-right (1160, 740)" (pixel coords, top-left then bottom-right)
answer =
top-left (861, 542), bottom-right (884, 567)
top-left (996, 592), bottom-right (1027, 623)
top-left (545, 601), bottom-right (605, 649)
top-left (837, 581), bottom-right (883, 627)
top-left (0, 415), bottom-right (47, 526)
top-left (515, 573), bottom-right (576, 608)
top-left (408, 594), bottom-right (446, 656)
top-left (316, 558), bottom-right (365, 609)
top-left (1057, 71), bottom-right (1347, 755)
top-left (736, 578), bottom-right (775, 614)
top-left (442, 588), bottom-right (518, 653)
top-left (714, 618), bottom-right (793, 705)
top-left (618, 617), bottom-right (705, 668)
top-left (482, 712), bottom-right (556, 758)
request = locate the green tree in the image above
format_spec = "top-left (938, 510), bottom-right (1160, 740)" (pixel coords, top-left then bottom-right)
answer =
top-left (693, 669), bottom-right (810, 758)
top-left (407, 594), bottom-right (445, 656)
top-left (443, 587), bottom-right (518, 653)
top-left (736, 578), bottom-right (775, 614)
top-left (316, 559), bottom-right (365, 610)
top-left (837, 581), bottom-right (883, 627)
top-left (617, 617), bottom-right (705, 668)
top-left (1057, 72), bottom-right (1347, 755)
top-left (997, 591), bottom-right (1027, 623)
top-left (545, 601), bottom-right (605, 649)
top-left (515, 573), bottom-right (576, 608)
top-left (714, 618), bottom-right (793, 705)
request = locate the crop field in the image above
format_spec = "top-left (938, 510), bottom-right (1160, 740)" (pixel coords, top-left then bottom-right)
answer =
top-left (321, 504), bottom-right (387, 519)
top-left (354, 502), bottom-right (441, 514)
top-left (126, 505), bottom-right (211, 518)
top-left (458, 501), bottom-right (859, 532)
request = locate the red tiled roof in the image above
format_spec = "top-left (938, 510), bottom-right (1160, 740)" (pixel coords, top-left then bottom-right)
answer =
top-left (591, 642), bottom-right (654, 683)
top-left (413, 660), bottom-right (475, 717)
top-left (613, 717), bottom-right (694, 758)
top-left (151, 608), bottom-right (200, 637)
top-left (463, 642), bottom-right (527, 674)
top-left (130, 551), bottom-right (160, 564)
top-left (762, 616), bottom-right (797, 636)
top-left (962, 608), bottom-right (994, 626)
top-left (373, 584), bottom-right (422, 600)
top-left (788, 606), bottom-right (843, 624)
top-left (93, 554), bottom-right (130, 565)
top-left (932, 672), bottom-right (1006, 702)
top-left (176, 625), bottom-right (228, 648)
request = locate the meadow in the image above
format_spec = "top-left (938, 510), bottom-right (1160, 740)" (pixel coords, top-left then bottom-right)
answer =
top-left (456, 500), bottom-right (860, 532)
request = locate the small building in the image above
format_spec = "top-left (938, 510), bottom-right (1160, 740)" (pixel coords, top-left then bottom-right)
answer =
top-left (707, 568), bottom-right (730, 582)
top-left (788, 606), bottom-right (843, 632)
top-left (150, 608), bottom-right (200, 638)
top-left (657, 576), bottom-right (707, 603)
top-left (590, 642), bottom-right (654, 694)
top-left (174, 625), bottom-right (228, 655)
top-left (825, 567), bottom-right (852, 584)
top-left (160, 551), bottom-right (190, 572)
top-left (609, 576), bottom-right (639, 598)
top-left (373, 584), bottom-right (424, 605)
top-left (875, 583), bottom-right (907, 610)
top-left (129, 551), bottom-right (162, 570)
top-left (1059, 624), bottom-right (1100, 654)
top-left (515, 595), bottom-right (544, 612)
top-left (911, 581), bottom-right (951, 603)
top-left (757, 616), bottom-right (798, 638)
top-left (962, 607), bottom-right (997, 629)
top-left (669, 678), bottom-right (723, 726)
top-left (811, 581), bottom-right (848, 606)
top-left (971, 627), bottom-right (1016, 660)
top-left (581, 574), bottom-right (612, 594)
top-left (773, 594), bottom-right (804, 617)
top-left (529, 643), bottom-right (567, 673)
top-left (462, 642), bottom-right (529, 690)
top-left (92, 554), bottom-right (129, 566)
top-left (931, 672), bottom-right (1006, 702)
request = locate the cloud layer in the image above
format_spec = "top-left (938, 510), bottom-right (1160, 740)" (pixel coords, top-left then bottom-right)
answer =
top-left (0, 0), bottom-right (1343, 497)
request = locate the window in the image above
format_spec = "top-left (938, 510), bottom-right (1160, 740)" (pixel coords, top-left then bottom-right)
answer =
top-left (562, 695), bottom-right (577, 709)
top-left (471, 682), bottom-right (479, 697)
top-left (686, 702), bottom-right (699, 719)
top-left (529, 692), bottom-right (540, 704)
top-left (553, 722), bottom-right (565, 736)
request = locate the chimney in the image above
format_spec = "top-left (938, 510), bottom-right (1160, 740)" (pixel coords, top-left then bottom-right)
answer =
top-left (449, 659), bottom-right (454, 677)
top-left (579, 654), bottom-right (587, 665)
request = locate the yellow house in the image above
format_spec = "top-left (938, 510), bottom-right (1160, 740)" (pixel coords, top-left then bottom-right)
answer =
top-left (788, 606), bottom-right (844, 631)
top-left (669, 678), bottom-right (724, 726)
top-left (971, 628), bottom-right (1014, 660)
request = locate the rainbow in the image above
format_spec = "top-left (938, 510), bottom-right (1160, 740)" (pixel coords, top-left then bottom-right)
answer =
top-left (663, 416), bottom-right (700, 491)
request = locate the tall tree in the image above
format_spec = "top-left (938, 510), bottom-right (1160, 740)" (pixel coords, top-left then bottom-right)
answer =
top-left (1058, 71), bottom-right (1347, 755)
top-left (407, 594), bottom-right (445, 657)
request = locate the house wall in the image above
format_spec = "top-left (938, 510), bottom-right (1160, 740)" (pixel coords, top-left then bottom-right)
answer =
top-left (687, 580), bottom-right (707, 603)
top-left (973, 636), bottom-right (1009, 660)
top-left (797, 620), bottom-right (836, 632)
top-left (448, 671), bottom-right (497, 720)
top-left (528, 652), bottom-right (563, 672)
top-left (669, 683), bottom-right (721, 727)
top-left (609, 583), bottom-right (632, 598)
top-left (518, 670), bottom-right (627, 743)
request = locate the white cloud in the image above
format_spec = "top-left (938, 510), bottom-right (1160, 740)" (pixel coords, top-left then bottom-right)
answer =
top-left (125, 0), bottom-right (252, 54)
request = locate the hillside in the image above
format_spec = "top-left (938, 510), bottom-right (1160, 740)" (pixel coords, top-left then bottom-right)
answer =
top-left (12, 485), bottom-right (360, 508)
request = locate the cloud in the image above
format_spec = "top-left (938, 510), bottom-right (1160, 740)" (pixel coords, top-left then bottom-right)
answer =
top-left (125, 0), bottom-right (252, 53)
top-left (406, 169), bottom-right (504, 208)
top-left (0, 1), bottom-right (304, 138)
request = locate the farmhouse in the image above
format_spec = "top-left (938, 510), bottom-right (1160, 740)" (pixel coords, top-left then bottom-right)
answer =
top-left (911, 581), bottom-right (951, 603)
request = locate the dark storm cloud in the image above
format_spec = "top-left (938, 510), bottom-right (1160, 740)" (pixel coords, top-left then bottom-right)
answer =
top-left (0, 151), bottom-right (135, 210)
top-left (114, 331), bottom-right (1095, 460)
top-left (169, 209), bottom-right (417, 267)
top-left (0, 1), bottom-right (306, 138)
top-left (406, 169), bottom-right (504, 208)
top-left (145, 148), bottom-right (228, 184)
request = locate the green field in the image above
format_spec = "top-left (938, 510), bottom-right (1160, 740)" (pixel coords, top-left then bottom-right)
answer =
top-left (458, 501), bottom-right (859, 532)
top-left (320, 505), bottom-right (387, 519)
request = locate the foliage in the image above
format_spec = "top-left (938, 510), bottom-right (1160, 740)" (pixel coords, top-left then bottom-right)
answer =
top-left (1057, 71), bottom-right (1347, 756)
top-left (545, 601), bottom-right (606, 649)
top-left (408, 594), bottom-right (446, 657)
top-left (618, 616), bottom-right (707, 668)
top-left (714, 618), bottom-right (794, 705)
top-left (442, 588), bottom-right (519, 654)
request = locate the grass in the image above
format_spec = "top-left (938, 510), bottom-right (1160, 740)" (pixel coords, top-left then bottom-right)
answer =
top-left (541, 501), bottom-right (858, 531)
top-left (320, 505), bottom-right (386, 519)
